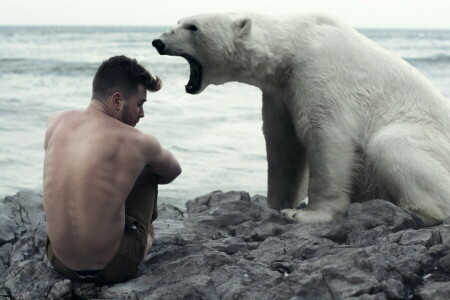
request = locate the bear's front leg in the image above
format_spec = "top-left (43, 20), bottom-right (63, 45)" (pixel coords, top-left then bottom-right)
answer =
top-left (282, 128), bottom-right (354, 223)
top-left (262, 94), bottom-right (308, 210)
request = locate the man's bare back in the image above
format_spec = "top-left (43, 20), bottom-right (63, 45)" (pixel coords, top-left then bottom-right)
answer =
top-left (44, 65), bottom-right (180, 278)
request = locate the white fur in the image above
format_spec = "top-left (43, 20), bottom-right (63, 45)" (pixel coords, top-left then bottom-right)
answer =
top-left (156, 13), bottom-right (450, 225)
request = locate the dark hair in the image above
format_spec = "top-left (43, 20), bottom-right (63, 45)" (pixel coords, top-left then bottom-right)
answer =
top-left (92, 55), bottom-right (162, 101)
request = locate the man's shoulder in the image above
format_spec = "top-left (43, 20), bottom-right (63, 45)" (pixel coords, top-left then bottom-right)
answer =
top-left (47, 109), bottom-right (81, 124)
top-left (125, 130), bottom-right (161, 153)
top-left (44, 110), bottom-right (81, 149)
top-left (139, 131), bottom-right (160, 146)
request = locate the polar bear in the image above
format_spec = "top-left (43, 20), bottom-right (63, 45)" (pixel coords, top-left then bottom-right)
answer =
top-left (152, 13), bottom-right (450, 225)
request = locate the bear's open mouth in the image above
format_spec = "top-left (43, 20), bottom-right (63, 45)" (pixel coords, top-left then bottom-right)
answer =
top-left (181, 54), bottom-right (202, 94)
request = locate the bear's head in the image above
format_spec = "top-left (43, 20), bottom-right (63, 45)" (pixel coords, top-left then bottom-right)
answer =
top-left (152, 14), bottom-right (252, 94)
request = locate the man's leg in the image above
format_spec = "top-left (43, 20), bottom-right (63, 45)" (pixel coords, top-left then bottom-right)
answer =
top-left (124, 166), bottom-right (158, 253)
top-left (95, 167), bottom-right (159, 283)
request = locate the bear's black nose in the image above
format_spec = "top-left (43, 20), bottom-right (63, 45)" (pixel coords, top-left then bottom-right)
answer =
top-left (152, 39), bottom-right (165, 54)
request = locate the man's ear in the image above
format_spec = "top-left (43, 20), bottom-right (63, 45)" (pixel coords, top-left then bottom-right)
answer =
top-left (235, 18), bottom-right (252, 37)
top-left (111, 92), bottom-right (122, 111)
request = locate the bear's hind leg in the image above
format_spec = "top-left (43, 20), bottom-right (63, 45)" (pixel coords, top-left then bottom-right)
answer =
top-left (367, 124), bottom-right (450, 225)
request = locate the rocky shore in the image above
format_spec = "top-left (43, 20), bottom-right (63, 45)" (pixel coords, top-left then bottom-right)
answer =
top-left (1, 191), bottom-right (449, 300)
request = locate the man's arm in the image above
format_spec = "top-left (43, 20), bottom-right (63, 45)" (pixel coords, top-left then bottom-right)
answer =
top-left (141, 134), bottom-right (181, 184)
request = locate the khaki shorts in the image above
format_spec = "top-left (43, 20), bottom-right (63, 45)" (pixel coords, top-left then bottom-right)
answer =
top-left (46, 171), bottom-right (158, 284)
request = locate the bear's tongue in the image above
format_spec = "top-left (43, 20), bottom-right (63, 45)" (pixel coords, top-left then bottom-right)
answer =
top-left (183, 55), bottom-right (202, 94)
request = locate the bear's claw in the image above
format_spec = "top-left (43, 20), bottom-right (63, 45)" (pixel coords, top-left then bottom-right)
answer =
top-left (281, 208), bottom-right (334, 223)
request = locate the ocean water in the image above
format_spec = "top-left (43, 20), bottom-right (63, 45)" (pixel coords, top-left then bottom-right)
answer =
top-left (1, 26), bottom-right (449, 208)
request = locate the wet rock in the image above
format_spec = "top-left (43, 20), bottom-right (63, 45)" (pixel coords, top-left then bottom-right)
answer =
top-left (2, 191), bottom-right (450, 299)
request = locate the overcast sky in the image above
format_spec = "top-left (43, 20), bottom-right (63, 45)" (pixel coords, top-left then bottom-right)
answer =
top-left (1, 0), bottom-right (449, 29)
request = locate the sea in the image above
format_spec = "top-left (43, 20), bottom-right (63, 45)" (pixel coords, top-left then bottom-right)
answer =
top-left (1, 26), bottom-right (450, 208)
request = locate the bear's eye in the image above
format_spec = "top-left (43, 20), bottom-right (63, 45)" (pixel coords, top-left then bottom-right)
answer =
top-left (185, 24), bottom-right (198, 31)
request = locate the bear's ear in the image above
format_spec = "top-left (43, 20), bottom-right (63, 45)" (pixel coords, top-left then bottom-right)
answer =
top-left (235, 18), bottom-right (252, 36)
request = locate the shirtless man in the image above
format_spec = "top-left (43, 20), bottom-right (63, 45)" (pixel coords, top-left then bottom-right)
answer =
top-left (43, 56), bottom-right (181, 284)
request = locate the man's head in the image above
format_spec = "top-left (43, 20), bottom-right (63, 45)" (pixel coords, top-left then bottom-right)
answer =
top-left (92, 55), bottom-right (162, 126)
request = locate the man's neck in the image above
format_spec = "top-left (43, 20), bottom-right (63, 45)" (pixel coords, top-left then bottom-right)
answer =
top-left (87, 99), bottom-right (119, 120)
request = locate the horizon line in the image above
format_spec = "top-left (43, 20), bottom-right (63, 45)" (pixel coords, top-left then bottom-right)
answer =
top-left (0, 24), bottom-right (450, 31)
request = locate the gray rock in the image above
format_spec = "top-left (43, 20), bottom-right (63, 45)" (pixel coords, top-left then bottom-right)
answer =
top-left (316, 199), bottom-right (424, 247)
top-left (2, 191), bottom-right (450, 299)
top-left (416, 281), bottom-right (450, 300)
top-left (157, 203), bottom-right (185, 220)
top-left (439, 253), bottom-right (450, 272)
top-left (4, 260), bottom-right (63, 300)
top-left (4, 191), bottom-right (45, 230)
top-left (47, 279), bottom-right (71, 300)
top-left (0, 243), bottom-right (13, 278)
top-left (0, 213), bottom-right (16, 245)
top-left (144, 275), bottom-right (219, 300)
